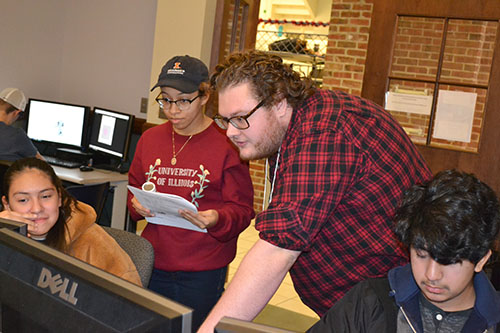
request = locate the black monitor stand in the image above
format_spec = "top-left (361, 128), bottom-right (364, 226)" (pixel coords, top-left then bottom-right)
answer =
top-left (90, 151), bottom-right (129, 174)
top-left (57, 148), bottom-right (92, 165)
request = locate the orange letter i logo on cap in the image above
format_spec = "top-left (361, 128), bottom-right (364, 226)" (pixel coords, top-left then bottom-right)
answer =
top-left (173, 62), bottom-right (181, 69)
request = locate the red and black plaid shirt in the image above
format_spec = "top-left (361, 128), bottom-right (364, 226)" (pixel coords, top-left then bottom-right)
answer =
top-left (256, 90), bottom-right (431, 316)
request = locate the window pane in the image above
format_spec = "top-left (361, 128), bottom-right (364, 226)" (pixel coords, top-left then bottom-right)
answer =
top-left (390, 16), bottom-right (445, 81)
top-left (386, 79), bottom-right (435, 145)
top-left (441, 19), bottom-right (498, 86)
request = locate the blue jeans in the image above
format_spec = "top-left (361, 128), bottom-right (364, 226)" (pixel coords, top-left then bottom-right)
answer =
top-left (148, 267), bottom-right (227, 331)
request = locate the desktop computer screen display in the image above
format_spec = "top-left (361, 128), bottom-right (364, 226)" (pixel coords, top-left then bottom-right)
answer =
top-left (26, 99), bottom-right (90, 150)
top-left (0, 228), bottom-right (192, 332)
top-left (88, 107), bottom-right (134, 160)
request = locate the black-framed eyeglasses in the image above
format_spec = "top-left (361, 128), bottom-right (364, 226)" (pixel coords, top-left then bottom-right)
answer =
top-left (213, 99), bottom-right (266, 130)
top-left (155, 93), bottom-right (200, 111)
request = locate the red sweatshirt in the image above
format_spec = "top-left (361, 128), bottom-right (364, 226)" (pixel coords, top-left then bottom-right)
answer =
top-left (128, 121), bottom-right (255, 271)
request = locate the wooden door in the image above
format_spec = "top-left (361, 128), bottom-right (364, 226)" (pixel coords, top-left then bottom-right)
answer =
top-left (207, 0), bottom-right (260, 118)
top-left (362, 0), bottom-right (500, 194)
top-left (210, 0), bottom-right (261, 70)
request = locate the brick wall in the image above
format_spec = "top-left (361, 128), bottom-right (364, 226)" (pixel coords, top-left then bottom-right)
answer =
top-left (321, 0), bottom-right (374, 95)
top-left (249, 160), bottom-right (266, 213)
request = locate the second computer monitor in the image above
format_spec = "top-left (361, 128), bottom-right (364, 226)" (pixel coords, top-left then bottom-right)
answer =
top-left (88, 107), bottom-right (134, 162)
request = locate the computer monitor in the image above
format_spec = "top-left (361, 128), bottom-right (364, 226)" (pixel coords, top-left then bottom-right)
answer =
top-left (0, 228), bottom-right (192, 332)
top-left (25, 98), bottom-right (91, 153)
top-left (88, 107), bottom-right (134, 167)
top-left (215, 317), bottom-right (295, 333)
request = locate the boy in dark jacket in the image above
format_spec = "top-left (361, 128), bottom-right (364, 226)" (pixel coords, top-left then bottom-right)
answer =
top-left (308, 170), bottom-right (500, 333)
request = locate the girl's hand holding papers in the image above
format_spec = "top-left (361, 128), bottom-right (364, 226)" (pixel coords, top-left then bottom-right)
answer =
top-left (131, 196), bottom-right (155, 218)
top-left (179, 209), bottom-right (219, 230)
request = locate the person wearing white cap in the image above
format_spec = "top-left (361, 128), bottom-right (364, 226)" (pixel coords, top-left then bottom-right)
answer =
top-left (0, 87), bottom-right (42, 161)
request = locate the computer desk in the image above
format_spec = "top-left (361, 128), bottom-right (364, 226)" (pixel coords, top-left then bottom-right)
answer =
top-left (52, 166), bottom-right (128, 230)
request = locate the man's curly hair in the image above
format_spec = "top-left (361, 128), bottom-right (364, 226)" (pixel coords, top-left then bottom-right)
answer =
top-left (210, 50), bottom-right (316, 109)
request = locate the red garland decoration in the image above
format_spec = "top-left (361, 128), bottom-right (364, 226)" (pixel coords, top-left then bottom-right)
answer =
top-left (258, 18), bottom-right (329, 27)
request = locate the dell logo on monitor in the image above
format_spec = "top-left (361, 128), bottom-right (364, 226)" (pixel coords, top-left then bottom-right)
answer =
top-left (37, 267), bottom-right (79, 305)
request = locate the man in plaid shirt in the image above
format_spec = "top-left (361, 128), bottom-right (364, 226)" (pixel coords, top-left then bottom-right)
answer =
top-left (199, 50), bottom-right (431, 332)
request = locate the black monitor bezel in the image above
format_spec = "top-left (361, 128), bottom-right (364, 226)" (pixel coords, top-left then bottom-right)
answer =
top-left (25, 98), bottom-right (91, 152)
top-left (88, 106), bottom-right (134, 162)
top-left (0, 228), bottom-right (192, 332)
top-left (0, 218), bottom-right (27, 236)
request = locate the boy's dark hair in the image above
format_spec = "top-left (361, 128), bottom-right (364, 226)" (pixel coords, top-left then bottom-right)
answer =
top-left (394, 169), bottom-right (500, 265)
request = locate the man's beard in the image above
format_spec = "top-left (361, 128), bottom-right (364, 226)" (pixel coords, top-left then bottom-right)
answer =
top-left (240, 119), bottom-right (287, 161)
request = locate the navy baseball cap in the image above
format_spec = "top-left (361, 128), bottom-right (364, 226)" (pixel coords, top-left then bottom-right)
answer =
top-left (151, 55), bottom-right (209, 93)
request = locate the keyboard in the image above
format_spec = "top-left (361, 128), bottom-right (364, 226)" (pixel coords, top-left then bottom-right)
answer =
top-left (43, 156), bottom-right (81, 169)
